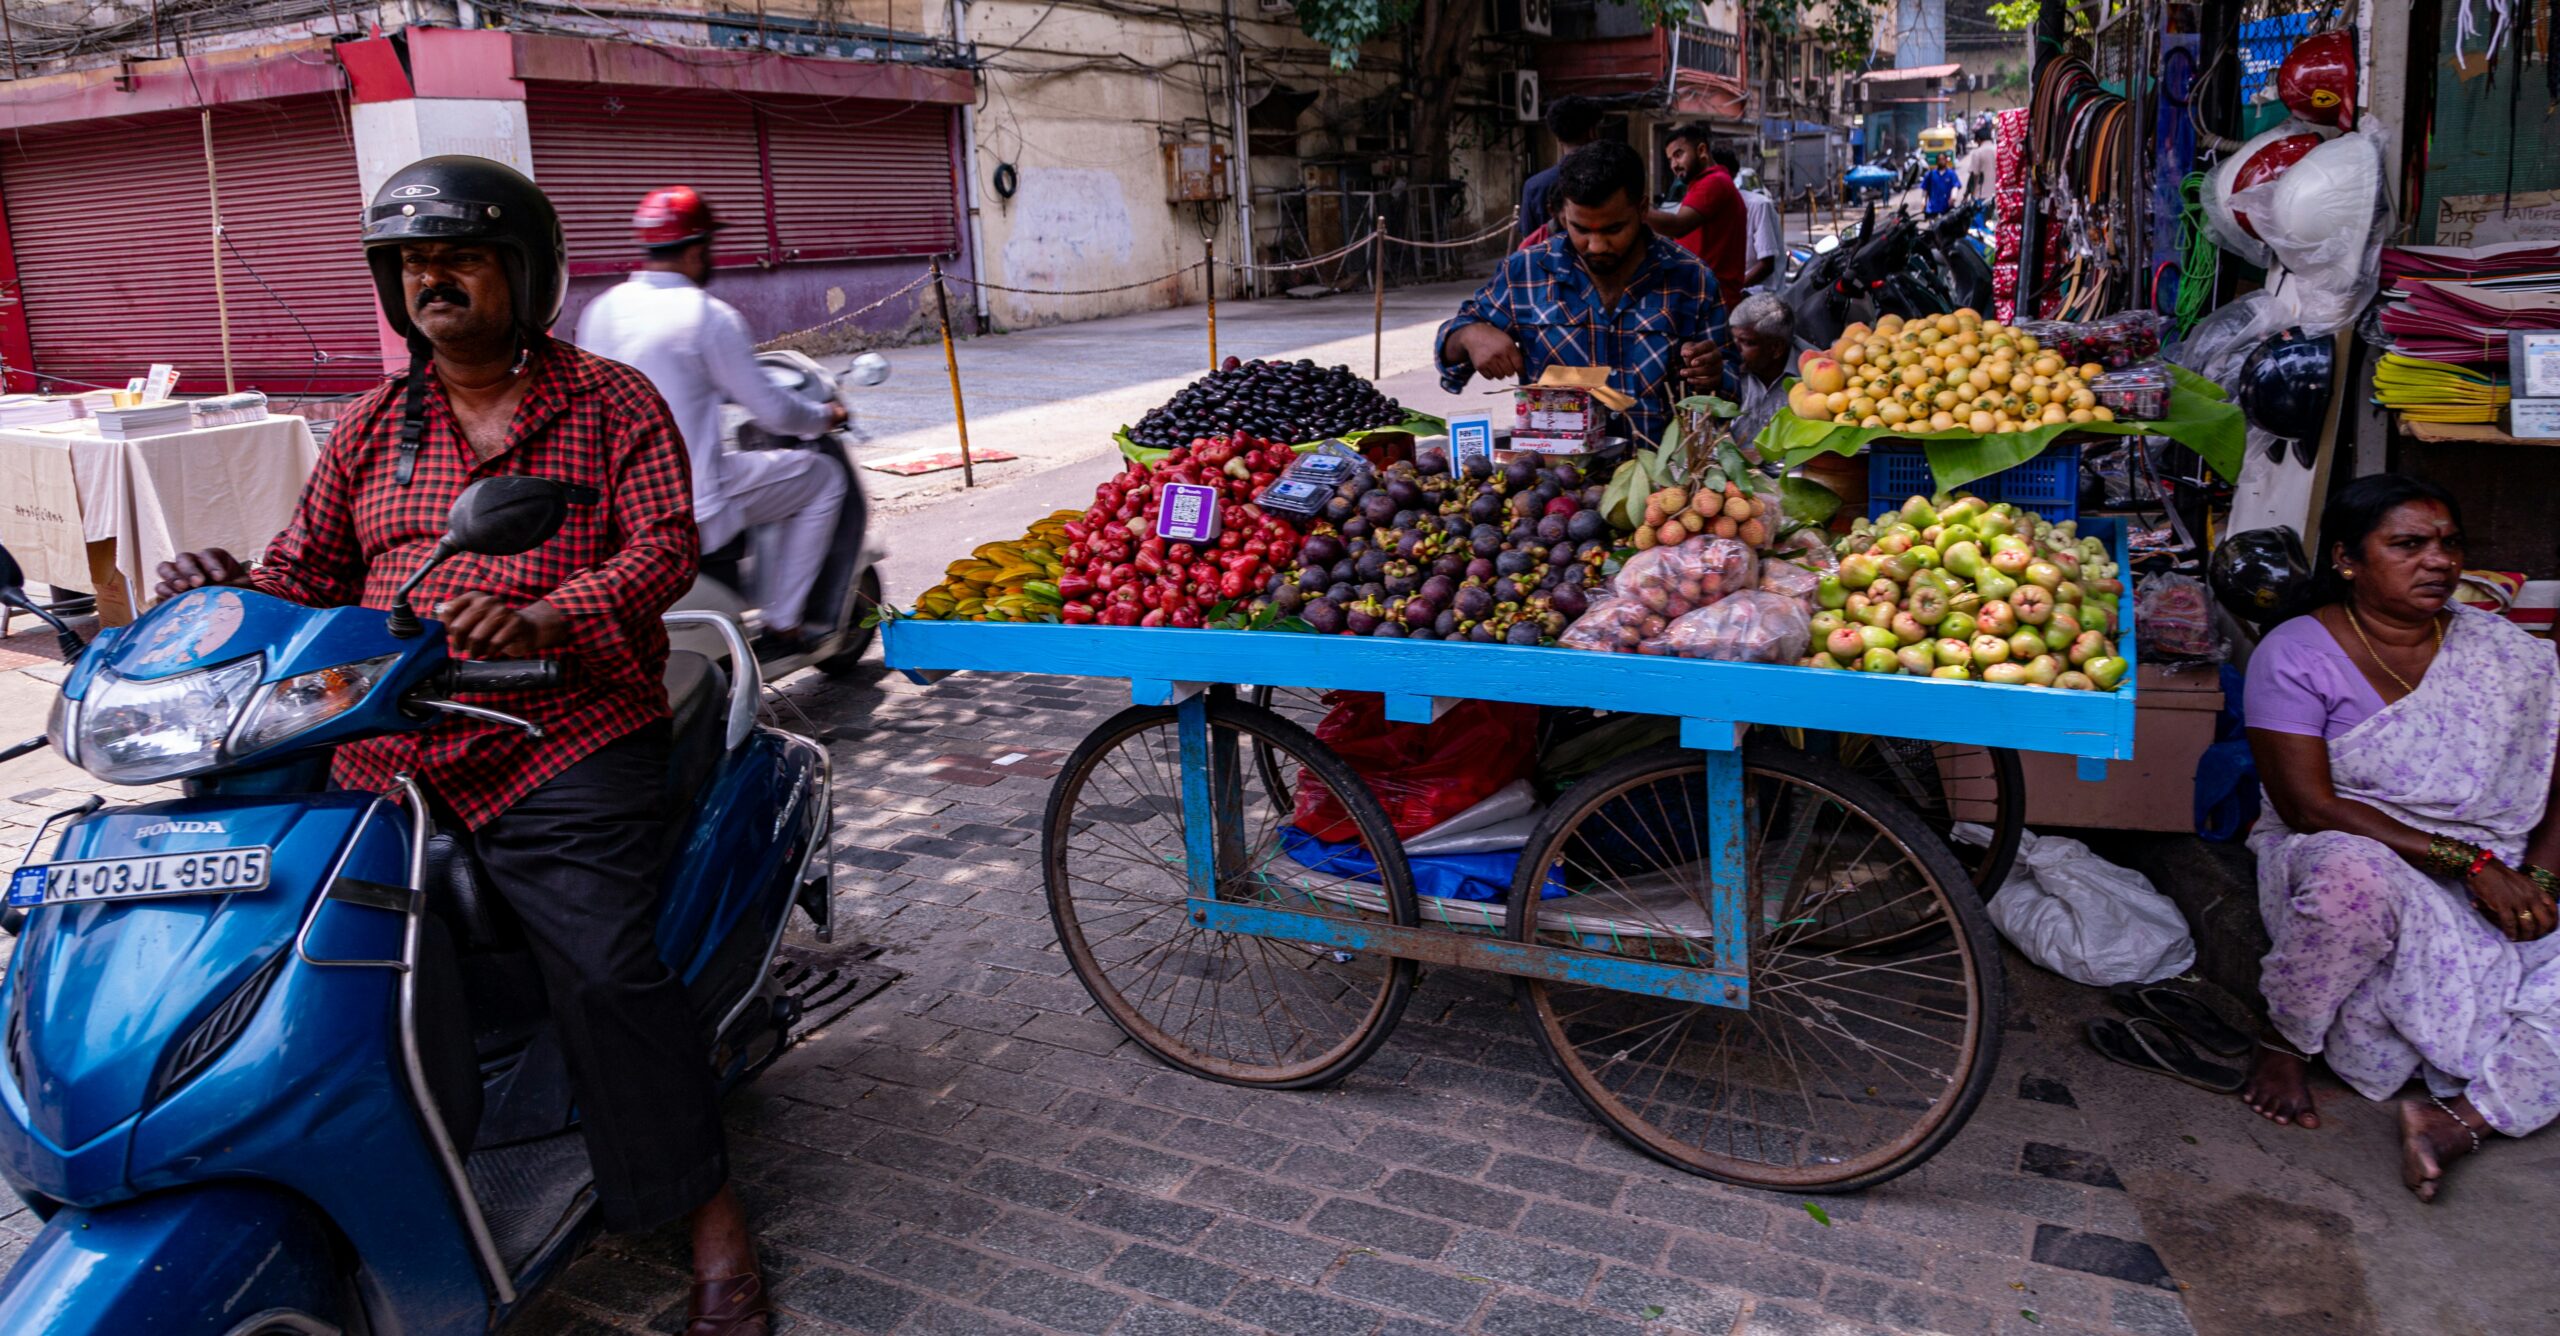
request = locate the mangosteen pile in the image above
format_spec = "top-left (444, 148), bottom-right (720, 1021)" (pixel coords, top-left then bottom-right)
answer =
top-left (1258, 451), bottom-right (1614, 645)
top-left (1126, 358), bottom-right (1405, 452)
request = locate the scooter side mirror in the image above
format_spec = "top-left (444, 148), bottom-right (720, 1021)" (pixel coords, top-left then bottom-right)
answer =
top-left (1814, 235), bottom-right (1841, 255)
top-left (445, 476), bottom-right (577, 558)
top-left (386, 477), bottom-right (588, 638)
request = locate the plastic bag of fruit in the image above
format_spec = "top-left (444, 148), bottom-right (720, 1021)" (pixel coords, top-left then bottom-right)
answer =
top-left (1641, 591), bottom-right (1811, 663)
top-left (1754, 556), bottom-right (1824, 608)
top-left (1607, 537), bottom-right (1758, 620)
top-left (1557, 597), bottom-right (1669, 653)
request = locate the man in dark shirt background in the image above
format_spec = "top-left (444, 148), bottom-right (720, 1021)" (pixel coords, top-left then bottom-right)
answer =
top-left (1519, 96), bottom-right (1603, 239)
top-left (1647, 123), bottom-right (1748, 299)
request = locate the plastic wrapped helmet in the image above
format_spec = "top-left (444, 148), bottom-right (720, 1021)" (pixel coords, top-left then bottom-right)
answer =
top-left (2278, 30), bottom-right (2357, 129)
top-left (2209, 527), bottom-right (2311, 629)
top-left (362, 156), bottom-right (565, 342)
top-left (2236, 327), bottom-right (2335, 443)
top-left (2223, 132), bottom-right (2324, 239)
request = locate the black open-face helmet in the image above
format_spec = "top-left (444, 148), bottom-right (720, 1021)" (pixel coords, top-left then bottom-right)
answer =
top-left (362, 156), bottom-right (565, 343)
top-left (2235, 327), bottom-right (2334, 444)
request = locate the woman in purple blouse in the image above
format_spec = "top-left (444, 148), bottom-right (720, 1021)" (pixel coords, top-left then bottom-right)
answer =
top-left (2241, 474), bottom-right (2560, 1201)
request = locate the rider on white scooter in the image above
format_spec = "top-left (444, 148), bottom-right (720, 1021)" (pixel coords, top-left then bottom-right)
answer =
top-left (576, 186), bottom-right (849, 656)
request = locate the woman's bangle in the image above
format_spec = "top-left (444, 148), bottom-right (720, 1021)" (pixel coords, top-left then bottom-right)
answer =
top-left (2529, 865), bottom-right (2560, 897)
top-left (2467, 847), bottom-right (2500, 879)
top-left (2428, 836), bottom-right (2485, 878)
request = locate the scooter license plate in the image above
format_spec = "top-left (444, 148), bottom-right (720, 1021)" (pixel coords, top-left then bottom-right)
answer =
top-left (8, 847), bottom-right (273, 907)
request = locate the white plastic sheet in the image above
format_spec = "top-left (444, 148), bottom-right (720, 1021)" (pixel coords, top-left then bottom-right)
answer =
top-left (1961, 826), bottom-right (2197, 987)
top-left (1402, 779), bottom-right (1544, 856)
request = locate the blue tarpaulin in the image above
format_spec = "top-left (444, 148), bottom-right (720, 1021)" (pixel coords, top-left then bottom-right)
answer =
top-left (1279, 827), bottom-right (1566, 905)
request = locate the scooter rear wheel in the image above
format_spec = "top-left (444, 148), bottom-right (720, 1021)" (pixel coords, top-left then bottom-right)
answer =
top-left (1044, 697), bottom-right (1418, 1089)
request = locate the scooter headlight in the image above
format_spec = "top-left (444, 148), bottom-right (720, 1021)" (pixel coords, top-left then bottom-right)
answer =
top-left (75, 659), bottom-right (264, 784)
top-left (230, 655), bottom-right (398, 757)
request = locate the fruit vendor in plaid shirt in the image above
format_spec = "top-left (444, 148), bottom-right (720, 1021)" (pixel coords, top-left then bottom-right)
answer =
top-left (1439, 139), bottom-right (1733, 447)
top-left (153, 158), bottom-right (773, 1335)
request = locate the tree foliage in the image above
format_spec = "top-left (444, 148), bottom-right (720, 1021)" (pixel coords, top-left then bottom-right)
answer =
top-left (1986, 0), bottom-right (2041, 31)
top-left (1746, 0), bottom-right (1891, 74)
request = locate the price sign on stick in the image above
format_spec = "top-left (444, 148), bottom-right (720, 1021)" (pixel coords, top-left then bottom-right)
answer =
top-left (1156, 483), bottom-right (1222, 543)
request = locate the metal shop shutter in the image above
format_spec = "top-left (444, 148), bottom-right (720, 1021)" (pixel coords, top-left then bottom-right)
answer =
top-left (763, 99), bottom-right (959, 260)
top-left (0, 96), bottom-right (379, 394)
top-left (528, 84), bottom-right (770, 273)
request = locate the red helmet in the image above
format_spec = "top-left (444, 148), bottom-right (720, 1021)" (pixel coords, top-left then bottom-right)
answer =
top-left (633, 185), bottom-right (724, 250)
top-left (2229, 133), bottom-right (2324, 238)
top-left (2278, 30), bottom-right (2356, 129)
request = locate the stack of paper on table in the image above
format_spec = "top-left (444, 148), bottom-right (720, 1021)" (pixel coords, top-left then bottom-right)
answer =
top-left (2382, 241), bottom-right (2560, 284)
top-left (88, 401), bottom-right (196, 440)
top-left (0, 395), bottom-right (81, 429)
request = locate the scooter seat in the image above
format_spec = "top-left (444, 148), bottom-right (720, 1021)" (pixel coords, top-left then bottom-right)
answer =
top-left (662, 649), bottom-right (730, 825)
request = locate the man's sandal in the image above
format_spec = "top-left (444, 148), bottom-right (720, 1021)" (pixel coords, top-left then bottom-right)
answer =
top-left (2085, 1016), bottom-right (2247, 1093)
top-left (2106, 980), bottom-right (2255, 1057)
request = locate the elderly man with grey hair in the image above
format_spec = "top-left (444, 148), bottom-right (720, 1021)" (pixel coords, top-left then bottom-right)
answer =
top-left (1727, 293), bottom-right (1797, 457)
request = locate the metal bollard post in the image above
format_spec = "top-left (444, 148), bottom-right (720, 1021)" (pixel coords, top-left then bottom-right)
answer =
top-left (1205, 235), bottom-right (1218, 373)
top-left (931, 258), bottom-right (974, 489)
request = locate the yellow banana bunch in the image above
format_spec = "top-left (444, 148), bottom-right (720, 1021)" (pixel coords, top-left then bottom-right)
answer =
top-left (908, 510), bottom-right (1084, 621)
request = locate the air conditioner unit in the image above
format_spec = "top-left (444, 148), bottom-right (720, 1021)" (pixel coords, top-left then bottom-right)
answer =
top-left (1500, 0), bottom-right (1554, 37)
top-left (1504, 70), bottom-right (1541, 123)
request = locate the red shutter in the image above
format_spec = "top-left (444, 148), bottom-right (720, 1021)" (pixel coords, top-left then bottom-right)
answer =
top-left (763, 99), bottom-right (960, 260)
top-left (527, 84), bottom-right (771, 274)
top-left (0, 96), bottom-right (378, 394)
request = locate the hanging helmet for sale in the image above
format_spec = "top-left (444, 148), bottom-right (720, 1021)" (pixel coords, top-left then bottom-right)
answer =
top-left (2208, 526), bottom-right (2311, 629)
top-left (361, 155), bottom-right (565, 342)
top-left (2278, 30), bottom-right (2357, 129)
top-left (2221, 131), bottom-right (2325, 240)
top-left (2236, 327), bottom-right (2335, 443)
top-left (633, 185), bottom-right (726, 251)
top-left (2261, 130), bottom-right (2386, 276)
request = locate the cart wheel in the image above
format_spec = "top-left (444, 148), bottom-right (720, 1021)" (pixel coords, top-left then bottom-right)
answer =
top-left (1833, 737), bottom-right (2024, 894)
top-left (1243, 685), bottom-right (1332, 809)
top-left (1504, 743), bottom-right (2001, 1192)
top-left (1045, 698), bottom-right (1419, 1089)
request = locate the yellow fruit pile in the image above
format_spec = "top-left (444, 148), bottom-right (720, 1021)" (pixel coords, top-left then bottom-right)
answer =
top-left (1632, 482), bottom-right (1773, 551)
top-left (911, 510), bottom-right (1079, 621)
top-left (1786, 310), bottom-right (2119, 435)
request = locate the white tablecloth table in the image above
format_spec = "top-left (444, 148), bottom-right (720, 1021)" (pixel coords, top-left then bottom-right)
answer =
top-left (0, 415), bottom-right (318, 623)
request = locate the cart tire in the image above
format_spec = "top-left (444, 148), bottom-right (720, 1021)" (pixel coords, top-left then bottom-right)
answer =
top-left (1045, 698), bottom-right (1418, 1089)
top-left (1833, 737), bottom-right (2024, 895)
top-left (1504, 742), bottom-right (2002, 1193)
top-left (1243, 685), bottom-right (1333, 810)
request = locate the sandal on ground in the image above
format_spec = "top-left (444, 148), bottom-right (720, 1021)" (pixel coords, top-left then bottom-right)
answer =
top-left (2085, 1016), bottom-right (2247, 1093)
top-left (2107, 979), bottom-right (2255, 1057)
top-left (686, 1267), bottom-right (772, 1336)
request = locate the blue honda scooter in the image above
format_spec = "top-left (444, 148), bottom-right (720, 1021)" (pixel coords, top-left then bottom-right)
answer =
top-left (0, 476), bottom-right (835, 1333)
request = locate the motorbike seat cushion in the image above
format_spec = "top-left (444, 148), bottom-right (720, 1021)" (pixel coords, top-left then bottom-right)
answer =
top-left (662, 649), bottom-right (730, 822)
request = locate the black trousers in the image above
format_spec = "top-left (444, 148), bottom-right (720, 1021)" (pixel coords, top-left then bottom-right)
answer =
top-left (466, 721), bottom-right (728, 1232)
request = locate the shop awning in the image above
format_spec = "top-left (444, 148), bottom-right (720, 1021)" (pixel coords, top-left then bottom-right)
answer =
top-left (1861, 63), bottom-right (1962, 82)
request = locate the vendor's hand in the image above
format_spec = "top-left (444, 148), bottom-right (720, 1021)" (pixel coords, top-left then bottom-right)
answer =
top-left (1679, 339), bottom-right (1724, 387)
top-left (2468, 862), bottom-right (2556, 942)
top-left (153, 548), bottom-right (251, 601)
top-left (438, 594), bottom-right (566, 660)
top-left (1456, 324), bottom-right (1525, 381)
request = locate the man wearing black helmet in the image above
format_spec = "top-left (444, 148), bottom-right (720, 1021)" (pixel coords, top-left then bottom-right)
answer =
top-left (152, 157), bottom-right (771, 1334)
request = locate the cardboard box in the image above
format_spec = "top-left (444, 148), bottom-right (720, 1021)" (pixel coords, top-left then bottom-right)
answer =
top-left (2017, 663), bottom-right (2224, 832)
top-left (1512, 366), bottom-right (1631, 450)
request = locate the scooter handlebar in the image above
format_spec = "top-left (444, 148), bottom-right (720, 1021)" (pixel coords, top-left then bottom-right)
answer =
top-left (442, 659), bottom-right (564, 693)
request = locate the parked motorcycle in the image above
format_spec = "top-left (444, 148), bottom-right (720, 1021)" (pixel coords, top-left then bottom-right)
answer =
top-left (0, 476), bottom-right (833, 1334)
top-left (674, 349), bottom-right (890, 681)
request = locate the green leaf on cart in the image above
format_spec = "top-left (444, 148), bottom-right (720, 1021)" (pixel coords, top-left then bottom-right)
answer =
top-left (1767, 362), bottom-right (2247, 487)
top-left (1803, 1202), bottom-right (1833, 1227)
top-left (1781, 477), bottom-right (1843, 525)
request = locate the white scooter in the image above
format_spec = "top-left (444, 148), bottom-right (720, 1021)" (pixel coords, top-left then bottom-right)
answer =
top-left (672, 350), bottom-right (889, 679)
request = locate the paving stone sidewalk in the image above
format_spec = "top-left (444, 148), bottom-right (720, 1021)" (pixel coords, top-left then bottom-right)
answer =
top-left (529, 666), bottom-right (2201, 1336)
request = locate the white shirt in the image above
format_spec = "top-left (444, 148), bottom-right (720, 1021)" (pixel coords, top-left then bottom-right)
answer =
top-left (1960, 141), bottom-right (1998, 198)
top-left (1741, 189), bottom-right (1785, 295)
top-left (575, 271), bottom-right (834, 551)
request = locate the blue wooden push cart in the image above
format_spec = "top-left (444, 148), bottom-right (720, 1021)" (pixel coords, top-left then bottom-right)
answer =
top-left (884, 520), bottom-right (2137, 1192)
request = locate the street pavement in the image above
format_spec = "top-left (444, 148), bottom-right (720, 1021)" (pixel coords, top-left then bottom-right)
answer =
top-left (0, 288), bottom-right (2547, 1335)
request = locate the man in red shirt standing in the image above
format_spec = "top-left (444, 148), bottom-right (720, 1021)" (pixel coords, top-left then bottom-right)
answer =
top-left (1649, 123), bottom-right (1748, 300)
top-left (154, 157), bottom-right (771, 1335)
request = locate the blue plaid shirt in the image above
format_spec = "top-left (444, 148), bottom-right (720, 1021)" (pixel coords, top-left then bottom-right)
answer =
top-left (1437, 233), bottom-right (1734, 446)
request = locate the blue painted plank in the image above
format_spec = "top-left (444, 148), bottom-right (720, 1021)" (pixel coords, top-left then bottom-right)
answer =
top-left (1176, 696), bottom-right (1217, 898)
top-left (1192, 898), bottom-right (1749, 1008)
top-left (1680, 718), bottom-right (1742, 751)
top-left (2077, 756), bottom-right (2109, 782)
top-left (886, 522), bottom-right (2141, 763)
top-left (1704, 748), bottom-right (1749, 977)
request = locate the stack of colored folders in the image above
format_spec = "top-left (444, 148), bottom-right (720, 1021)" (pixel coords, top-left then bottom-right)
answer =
top-left (2371, 353), bottom-right (2509, 424)
top-left (2382, 241), bottom-right (2560, 285)
top-left (2377, 278), bottom-right (2560, 364)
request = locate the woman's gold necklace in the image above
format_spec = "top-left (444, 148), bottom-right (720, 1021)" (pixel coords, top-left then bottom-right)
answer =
top-left (2346, 604), bottom-right (2442, 696)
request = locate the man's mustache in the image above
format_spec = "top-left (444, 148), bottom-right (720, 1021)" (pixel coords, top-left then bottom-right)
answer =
top-left (416, 285), bottom-right (469, 311)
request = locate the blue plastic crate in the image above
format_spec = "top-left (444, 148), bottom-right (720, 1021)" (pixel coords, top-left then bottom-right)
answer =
top-left (1862, 441), bottom-right (2080, 523)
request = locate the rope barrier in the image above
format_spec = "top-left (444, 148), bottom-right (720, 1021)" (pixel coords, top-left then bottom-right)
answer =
top-left (1387, 218), bottom-right (1518, 251)
top-left (755, 272), bottom-right (936, 350)
top-left (942, 263), bottom-right (1209, 299)
top-left (1223, 234), bottom-right (1374, 273)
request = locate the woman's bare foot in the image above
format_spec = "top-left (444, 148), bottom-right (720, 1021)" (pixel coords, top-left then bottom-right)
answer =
top-left (2240, 1046), bottom-right (2321, 1128)
top-left (2398, 1097), bottom-right (2483, 1203)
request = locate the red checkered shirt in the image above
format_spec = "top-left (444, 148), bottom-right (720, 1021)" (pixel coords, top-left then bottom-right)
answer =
top-left (250, 338), bottom-right (700, 828)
